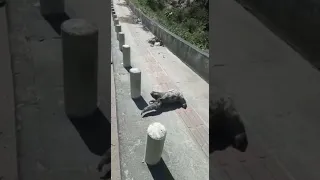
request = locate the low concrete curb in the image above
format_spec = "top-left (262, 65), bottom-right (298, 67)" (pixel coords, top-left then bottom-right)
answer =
top-left (125, 0), bottom-right (209, 82)
top-left (111, 54), bottom-right (122, 180)
top-left (0, 1), bottom-right (19, 180)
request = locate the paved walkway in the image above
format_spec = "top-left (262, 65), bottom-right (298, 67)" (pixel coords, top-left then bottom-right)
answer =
top-left (211, 0), bottom-right (320, 180)
top-left (113, 0), bottom-right (209, 156)
top-left (111, 0), bottom-right (209, 179)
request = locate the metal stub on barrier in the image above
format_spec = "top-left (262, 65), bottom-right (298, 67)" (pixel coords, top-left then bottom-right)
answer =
top-left (61, 19), bottom-right (98, 118)
top-left (145, 122), bottom-right (167, 165)
top-left (129, 67), bottom-right (141, 99)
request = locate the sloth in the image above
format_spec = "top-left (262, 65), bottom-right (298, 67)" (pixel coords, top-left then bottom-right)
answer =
top-left (141, 89), bottom-right (187, 115)
top-left (209, 96), bottom-right (248, 153)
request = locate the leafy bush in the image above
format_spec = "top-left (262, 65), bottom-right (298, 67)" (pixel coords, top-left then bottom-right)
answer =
top-left (132, 0), bottom-right (209, 50)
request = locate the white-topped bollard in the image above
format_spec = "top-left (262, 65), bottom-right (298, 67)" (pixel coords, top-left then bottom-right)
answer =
top-left (61, 19), bottom-right (98, 118)
top-left (129, 68), bottom-right (141, 99)
top-left (115, 25), bottom-right (121, 40)
top-left (118, 32), bottom-right (125, 51)
top-left (114, 18), bottom-right (119, 26)
top-left (145, 122), bottom-right (167, 165)
top-left (39, 0), bottom-right (64, 16)
top-left (122, 45), bottom-right (131, 67)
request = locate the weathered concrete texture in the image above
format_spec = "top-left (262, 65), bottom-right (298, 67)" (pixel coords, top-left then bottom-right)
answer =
top-left (211, 0), bottom-right (320, 180)
top-left (0, 3), bottom-right (19, 180)
top-left (62, 19), bottom-right (99, 118)
top-left (7, 0), bottom-right (110, 179)
top-left (65, 0), bottom-right (111, 119)
top-left (235, 0), bottom-right (320, 69)
top-left (113, 1), bottom-right (209, 158)
top-left (125, 0), bottom-right (209, 82)
top-left (111, 7), bottom-right (209, 179)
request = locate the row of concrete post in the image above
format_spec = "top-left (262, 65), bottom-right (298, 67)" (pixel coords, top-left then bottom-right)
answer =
top-left (111, 2), bottom-right (167, 166)
top-left (59, 0), bottom-right (166, 167)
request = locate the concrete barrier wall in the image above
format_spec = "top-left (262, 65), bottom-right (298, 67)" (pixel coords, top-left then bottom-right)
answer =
top-left (126, 0), bottom-right (209, 82)
top-left (235, 0), bottom-right (320, 67)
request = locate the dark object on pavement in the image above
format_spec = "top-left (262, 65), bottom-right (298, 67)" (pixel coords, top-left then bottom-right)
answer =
top-left (147, 37), bottom-right (164, 47)
top-left (0, 0), bottom-right (6, 7)
top-left (97, 147), bottom-right (111, 180)
top-left (209, 96), bottom-right (248, 153)
top-left (141, 89), bottom-right (187, 115)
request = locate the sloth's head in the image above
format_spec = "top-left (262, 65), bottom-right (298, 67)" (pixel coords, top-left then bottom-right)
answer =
top-left (232, 132), bottom-right (248, 152)
top-left (150, 91), bottom-right (162, 99)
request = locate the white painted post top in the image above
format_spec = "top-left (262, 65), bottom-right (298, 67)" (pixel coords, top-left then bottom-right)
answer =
top-left (147, 122), bottom-right (167, 140)
top-left (129, 68), bottom-right (141, 74)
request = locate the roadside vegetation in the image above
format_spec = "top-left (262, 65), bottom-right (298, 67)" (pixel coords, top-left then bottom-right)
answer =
top-left (130, 0), bottom-right (209, 50)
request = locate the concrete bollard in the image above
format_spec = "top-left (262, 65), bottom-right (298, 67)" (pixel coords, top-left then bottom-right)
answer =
top-left (118, 32), bottom-right (125, 51)
top-left (145, 122), bottom-right (167, 165)
top-left (115, 25), bottom-right (121, 40)
top-left (113, 14), bottom-right (117, 20)
top-left (114, 18), bottom-right (119, 26)
top-left (129, 68), bottom-right (141, 99)
top-left (61, 19), bottom-right (98, 118)
top-left (39, 0), bottom-right (64, 16)
top-left (122, 45), bottom-right (131, 67)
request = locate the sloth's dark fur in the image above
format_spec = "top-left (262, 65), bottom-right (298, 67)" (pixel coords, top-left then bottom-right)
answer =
top-left (209, 96), bottom-right (248, 153)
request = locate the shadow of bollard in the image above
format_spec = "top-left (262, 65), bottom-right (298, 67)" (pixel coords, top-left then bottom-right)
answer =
top-left (43, 12), bottom-right (70, 35)
top-left (147, 158), bottom-right (174, 180)
top-left (132, 96), bottom-right (148, 110)
top-left (0, 0), bottom-right (6, 7)
top-left (39, 0), bottom-right (64, 17)
top-left (209, 97), bottom-right (248, 154)
top-left (142, 103), bottom-right (183, 118)
top-left (124, 65), bottom-right (132, 72)
top-left (69, 108), bottom-right (111, 156)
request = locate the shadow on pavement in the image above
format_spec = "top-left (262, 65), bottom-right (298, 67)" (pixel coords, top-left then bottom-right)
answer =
top-left (209, 98), bottom-right (248, 154)
top-left (124, 66), bottom-right (133, 72)
top-left (142, 103), bottom-right (183, 118)
top-left (68, 108), bottom-right (111, 156)
top-left (43, 12), bottom-right (70, 35)
top-left (141, 25), bottom-right (150, 32)
top-left (133, 96), bottom-right (148, 110)
top-left (147, 158), bottom-right (175, 180)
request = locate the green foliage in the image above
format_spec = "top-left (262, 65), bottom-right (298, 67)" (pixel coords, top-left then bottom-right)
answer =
top-left (146, 0), bottom-right (166, 11)
top-left (131, 0), bottom-right (209, 50)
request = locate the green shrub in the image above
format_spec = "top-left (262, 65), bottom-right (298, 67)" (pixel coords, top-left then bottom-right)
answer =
top-left (132, 0), bottom-right (209, 50)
